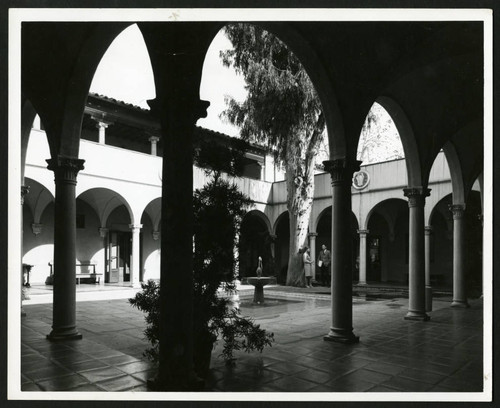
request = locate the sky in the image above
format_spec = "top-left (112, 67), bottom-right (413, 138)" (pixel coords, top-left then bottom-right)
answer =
top-left (90, 24), bottom-right (246, 137)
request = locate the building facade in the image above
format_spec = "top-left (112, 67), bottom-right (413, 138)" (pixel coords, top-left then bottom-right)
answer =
top-left (22, 95), bottom-right (482, 295)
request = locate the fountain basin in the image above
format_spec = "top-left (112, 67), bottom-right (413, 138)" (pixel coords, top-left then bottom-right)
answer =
top-left (247, 277), bottom-right (274, 304)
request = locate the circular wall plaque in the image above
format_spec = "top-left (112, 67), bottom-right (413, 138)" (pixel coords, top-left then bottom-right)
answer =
top-left (352, 170), bottom-right (370, 190)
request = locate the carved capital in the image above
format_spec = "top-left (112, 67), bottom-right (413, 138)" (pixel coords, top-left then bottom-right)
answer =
top-left (424, 226), bottom-right (433, 235)
top-left (91, 115), bottom-right (113, 128)
top-left (46, 156), bottom-right (85, 185)
top-left (21, 185), bottom-right (30, 205)
top-left (323, 159), bottom-right (361, 187)
top-left (31, 223), bottom-right (43, 236)
top-left (149, 98), bottom-right (210, 125)
top-left (403, 187), bottom-right (431, 208)
top-left (449, 204), bottom-right (466, 220)
top-left (152, 230), bottom-right (160, 241)
top-left (129, 224), bottom-right (143, 234)
top-left (308, 232), bottom-right (318, 239)
top-left (357, 229), bottom-right (369, 237)
top-left (98, 228), bottom-right (109, 238)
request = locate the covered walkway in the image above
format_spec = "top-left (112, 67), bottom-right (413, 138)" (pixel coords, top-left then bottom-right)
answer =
top-left (21, 285), bottom-right (483, 394)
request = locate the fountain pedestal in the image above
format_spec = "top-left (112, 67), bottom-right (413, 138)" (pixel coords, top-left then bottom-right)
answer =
top-left (247, 277), bottom-right (273, 304)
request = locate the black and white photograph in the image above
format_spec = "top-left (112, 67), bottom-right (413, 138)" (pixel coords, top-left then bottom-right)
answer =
top-left (3, 4), bottom-right (494, 405)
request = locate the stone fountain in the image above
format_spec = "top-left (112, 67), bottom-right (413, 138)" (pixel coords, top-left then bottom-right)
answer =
top-left (247, 257), bottom-right (273, 304)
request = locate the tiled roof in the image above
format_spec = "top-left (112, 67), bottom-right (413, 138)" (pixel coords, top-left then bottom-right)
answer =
top-left (88, 92), bottom-right (151, 113)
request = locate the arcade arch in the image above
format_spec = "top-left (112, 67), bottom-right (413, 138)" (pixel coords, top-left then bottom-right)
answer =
top-left (364, 198), bottom-right (408, 284)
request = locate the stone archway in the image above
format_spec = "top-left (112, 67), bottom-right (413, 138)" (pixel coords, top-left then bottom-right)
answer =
top-left (365, 199), bottom-right (409, 285)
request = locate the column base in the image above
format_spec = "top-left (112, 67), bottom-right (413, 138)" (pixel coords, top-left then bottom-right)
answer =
top-left (451, 300), bottom-right (470, 308)
top-left (47, 327), bottom-right (82, 342)
top-left (357, 281), bottom-right (367, 285)
top-left (324, 329), bottom-right (359, 344)
top-left (404, 311), bottom-right (430, 321)
top-left (131, 282), bottom-right (142, 289)
top-left (21, 309), bottom-right (26, 317)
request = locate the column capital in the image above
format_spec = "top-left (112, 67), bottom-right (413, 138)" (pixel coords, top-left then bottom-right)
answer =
top-left (357, 229), bottom-right (369, 236)
top-left (449, 204), bottom-right (466, 220)
top-left (152, 230), bottom-right (160, 241)
top-left (403, 187), bottom-right (431, 208)
top-left (148, 135), bottom-right (160, 143)
top-left (323, 159), bottom-right (362, 186)
top-left (91, 116), bottom-right (113, 129)
top-left (21, 185), bottom-right (30, 205)
top-left (424, 226), bottom-right (433, 234)
top-left (46, 156), bottom-right (85, 184)
top-left (98, 228), bottom-right (109, 238)
top-left (31, 223), bottom-right (43, 236)
top-left (149, 98), bottom-right (210, 125)
top-left (308, 232), bottom-right (318, 238)
top-left (129, 224), bottom-right (143, 232)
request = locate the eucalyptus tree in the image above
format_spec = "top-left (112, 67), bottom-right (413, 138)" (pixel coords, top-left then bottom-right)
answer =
top-left (221, 24), bottom-right (325, 286)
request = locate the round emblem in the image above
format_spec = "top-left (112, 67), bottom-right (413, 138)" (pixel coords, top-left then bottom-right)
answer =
top-left (352, 170), bottom-right (369, 190)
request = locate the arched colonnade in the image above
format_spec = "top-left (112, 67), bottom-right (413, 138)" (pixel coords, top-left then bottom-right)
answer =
top-left (20, 19), bottom-right (484, 389)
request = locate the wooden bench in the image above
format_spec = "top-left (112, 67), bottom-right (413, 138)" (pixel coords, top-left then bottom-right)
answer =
top-left (47, 262), bottom-right (102, 284)
top-left (76, 263), bottom-right (102, 284)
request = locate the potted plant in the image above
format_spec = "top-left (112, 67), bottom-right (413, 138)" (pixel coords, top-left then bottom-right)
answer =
top-left (130, 137), bottom-right (274, 378)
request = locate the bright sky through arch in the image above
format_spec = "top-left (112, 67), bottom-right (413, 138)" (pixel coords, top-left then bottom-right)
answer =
top-left (90, 24), bottom-right (246, 137)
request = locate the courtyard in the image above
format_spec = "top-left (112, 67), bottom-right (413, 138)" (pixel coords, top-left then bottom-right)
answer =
top-left (20, 284), bottom-right (483, 396)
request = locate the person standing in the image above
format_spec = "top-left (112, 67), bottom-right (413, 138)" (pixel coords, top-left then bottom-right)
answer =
top-left (318, 244), bottom-right (331, 286)
top-left (303, 246), bottom-right (313, 288)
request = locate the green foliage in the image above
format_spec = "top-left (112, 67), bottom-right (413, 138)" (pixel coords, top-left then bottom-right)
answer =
top-left (128, 280), bottom-right (160, 362)
top-left (220, 23), bottom-right (325, 164)
top-left (130, 173), bottom-right (274, 369)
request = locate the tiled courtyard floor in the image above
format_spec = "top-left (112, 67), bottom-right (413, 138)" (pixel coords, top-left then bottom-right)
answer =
top-left (19, 285), bottom-right (484, 395)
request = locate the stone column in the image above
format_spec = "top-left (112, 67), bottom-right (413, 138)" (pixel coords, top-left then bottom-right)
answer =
top-left (46, 156), bottom-right (85, 340)
top-left (149, 135), bottom-right (160, 156)
top-left (424, 226), bottom-right (433, 312)
top-left (450, 204), bottom-right (469, 308)
top-left (149, 93), bottom-right (210, 390)
top-left (21, 185), bottom-right (30, 317)
top-left (308, 232), bottom-right (318, 281)
top-left (403, 187), bottom-right (431, 321)
top-left (323, 159), bottom-right (360, 344)
top-left (129, 224), bottom-right (143, 288)
top-left (93, 119), bottom-right (112, 145)
top-left (358, 229), bottom-right (369, 285)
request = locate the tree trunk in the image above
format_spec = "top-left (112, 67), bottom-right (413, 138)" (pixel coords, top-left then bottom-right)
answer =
top-left (285, 147), bottom-right (315, 287)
